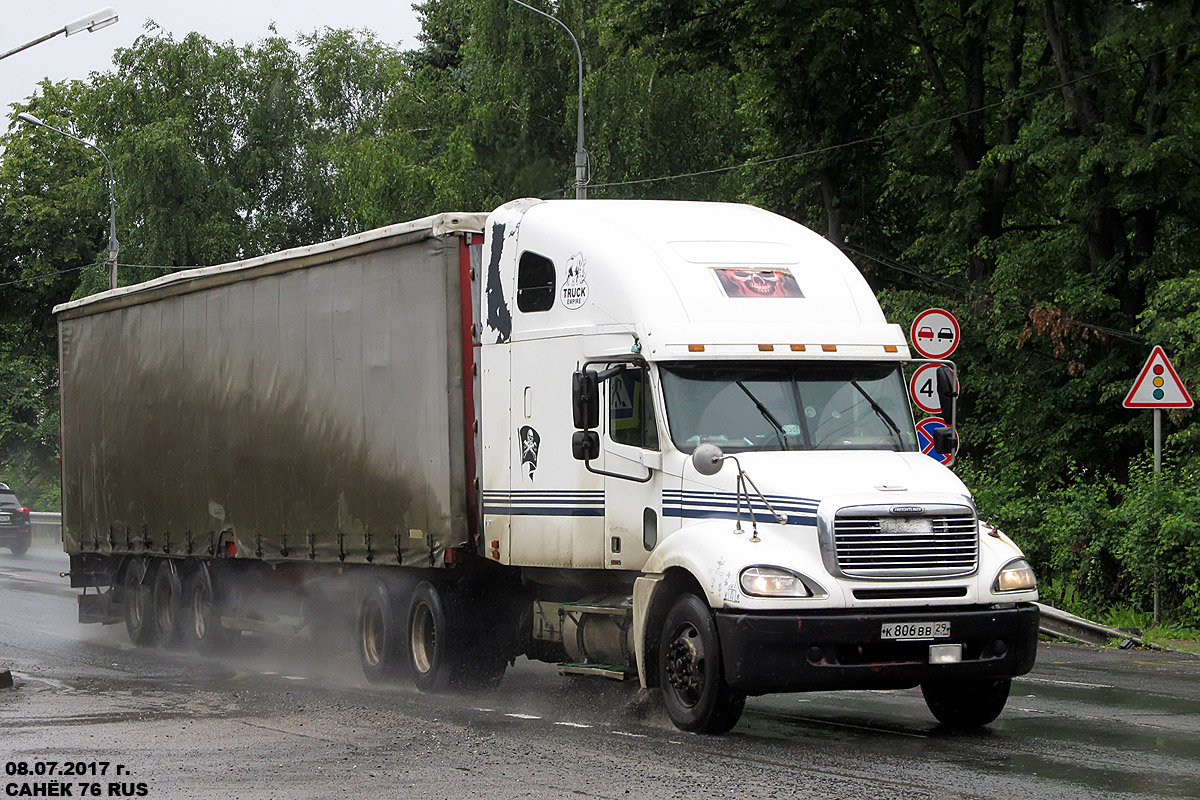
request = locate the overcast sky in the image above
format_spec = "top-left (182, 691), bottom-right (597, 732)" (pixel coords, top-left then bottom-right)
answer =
top-left (2, 2), bottom-right (424, 132)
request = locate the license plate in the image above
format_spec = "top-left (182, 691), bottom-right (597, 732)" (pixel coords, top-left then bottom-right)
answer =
top-left (881, 621), bottom-right (950, 640)
top-left (0, 514), bottom-right (8, 524)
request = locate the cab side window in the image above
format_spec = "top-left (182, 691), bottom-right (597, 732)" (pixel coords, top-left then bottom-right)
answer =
top-left (516, 252), bottom-right (556, 312)
top-left (609, 367), bottom-right (659, 450)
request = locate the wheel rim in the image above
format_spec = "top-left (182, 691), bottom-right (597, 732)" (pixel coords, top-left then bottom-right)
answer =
top-left (411, 602), bottom-right (435, 675)
top-left (126, 570), bottom-right (142, 629)
top-left (361, 602), bottom-right (384, 668)
top-left (156, 571), bottom-right (174, 630)
top-left (664, 622), bottom-right (705, 708)
top-left (192, 582), bottom-right (211, 641)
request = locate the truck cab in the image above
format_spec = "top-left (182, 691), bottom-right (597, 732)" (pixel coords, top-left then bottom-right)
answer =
top-left (477, 198), bottom-right (1039, 732)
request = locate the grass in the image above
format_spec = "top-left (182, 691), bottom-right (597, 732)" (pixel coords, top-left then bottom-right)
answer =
top-left (1104, 607), bottom-right (1200, 649)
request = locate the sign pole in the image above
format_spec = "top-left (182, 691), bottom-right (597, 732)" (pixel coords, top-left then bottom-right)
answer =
top-left (1122, 347), bottom-right (1191, 626)
top-left (1153, 407), bottom-right (1161, 623)
top-left (1154, 408), bottom-right (1162, 473)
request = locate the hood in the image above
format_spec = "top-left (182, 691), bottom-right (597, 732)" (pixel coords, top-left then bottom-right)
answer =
top-left (679, 450), bottom-right (971, 514)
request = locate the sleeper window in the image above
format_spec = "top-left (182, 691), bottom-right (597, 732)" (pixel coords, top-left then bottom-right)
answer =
top-left (517, 252), bottom-right (556, 312)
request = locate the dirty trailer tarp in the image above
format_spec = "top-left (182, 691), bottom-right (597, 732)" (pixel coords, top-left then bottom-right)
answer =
top-left (56, 216), bottom-right (483, 566)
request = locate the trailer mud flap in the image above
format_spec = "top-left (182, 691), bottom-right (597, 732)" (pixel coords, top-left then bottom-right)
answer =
top-left (78, 590), bottom-right (120, 625)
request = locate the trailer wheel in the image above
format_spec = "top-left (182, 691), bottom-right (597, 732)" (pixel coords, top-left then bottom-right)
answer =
top-left (922, 677), bottom-right (1011, 728)
top-left (182, 564), bottom-right (234, 652)
top-left (406, 581), bottom-right (505, 693)
top-left (359, 579), bottom-right (404, 683)
top-left (657, 593), bottom-right (745, 734)
top-left (122, 559), bottom-right (157, 646)
top-left (152, 560), bottom-right (184, 646)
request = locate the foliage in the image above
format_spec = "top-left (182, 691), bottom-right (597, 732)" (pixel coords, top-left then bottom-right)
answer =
top-left (0, 1), bottom-right (1197, 618)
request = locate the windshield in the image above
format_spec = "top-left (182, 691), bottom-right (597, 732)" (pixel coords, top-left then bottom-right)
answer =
top-left (659, 361), bottom-right (918, 453)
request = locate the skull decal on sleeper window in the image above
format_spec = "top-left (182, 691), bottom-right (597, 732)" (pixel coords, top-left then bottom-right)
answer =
top-left (714, 268), bottom-right (803, 298)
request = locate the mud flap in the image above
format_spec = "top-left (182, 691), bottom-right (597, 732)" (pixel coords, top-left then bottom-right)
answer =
top-left (78, 589), bottom-right (120, 625)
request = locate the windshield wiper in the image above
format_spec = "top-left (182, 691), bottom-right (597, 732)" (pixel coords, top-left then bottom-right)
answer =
top-left (849, 381), bottom-right (904, 445)
top-left (736, 381), bottom-right (789, 450)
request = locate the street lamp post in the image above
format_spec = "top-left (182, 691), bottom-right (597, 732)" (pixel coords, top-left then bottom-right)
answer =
top-left (18, 113), bottom-right (120, 290)
top-left (507, 0), bottom-right (588, 199)
top-left (0, 8), bottom-right (119, 62)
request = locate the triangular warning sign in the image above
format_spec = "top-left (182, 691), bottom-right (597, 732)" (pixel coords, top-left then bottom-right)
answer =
top-left (1123, 346), bottom-right (1193, 409)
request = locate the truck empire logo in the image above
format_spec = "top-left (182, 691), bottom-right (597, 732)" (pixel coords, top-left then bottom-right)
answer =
top-left (561, 252), bottom-right (589, 309)
top-left (891, 506), bottom-right (925, 515)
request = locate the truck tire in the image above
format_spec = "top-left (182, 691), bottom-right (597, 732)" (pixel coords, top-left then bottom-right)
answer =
top-left (657, 593), bottom-right (745, 734)
top-left (406, 581), bottom-right (506, 693)
top-left (359, 579), bottom-right (405, 683)
top-left (152, 560), bottom-right (184, 646)
top-left (922, 677), bottom-right (1011, 728)
top-left (182, 564), bottom-right (234, 652)
top-left (122, 559), bottom-right (157, 646)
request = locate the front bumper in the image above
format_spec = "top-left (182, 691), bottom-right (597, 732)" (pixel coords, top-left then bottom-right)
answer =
top-left (715, 603), bottom-right (1039, 696)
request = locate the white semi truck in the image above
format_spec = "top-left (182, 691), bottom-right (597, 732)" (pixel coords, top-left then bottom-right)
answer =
top-left (58, 199), bottom-right (1039, 734)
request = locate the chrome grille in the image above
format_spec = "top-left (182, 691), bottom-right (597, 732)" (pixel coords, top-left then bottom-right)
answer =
top-left (833, 507), bottom-right (978, 578)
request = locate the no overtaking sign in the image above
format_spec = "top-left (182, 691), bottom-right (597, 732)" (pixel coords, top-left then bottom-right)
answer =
top-left (910, 308), bottom-right (959, 359)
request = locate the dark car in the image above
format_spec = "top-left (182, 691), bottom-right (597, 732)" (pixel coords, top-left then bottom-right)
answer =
top-left (0, 483), bottom-right (32, 556)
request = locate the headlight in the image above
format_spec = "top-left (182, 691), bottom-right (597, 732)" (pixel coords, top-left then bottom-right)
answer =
top-left (993, 558), bottom-right (1037, 593)
top-left (740, 566), bottom-right (812, 597)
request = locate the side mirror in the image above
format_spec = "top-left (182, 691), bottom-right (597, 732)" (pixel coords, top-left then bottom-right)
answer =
top-left (572, 369), bottom-right (600, 430)
top-left (932, 426), bottom-right (958, 455)
top-left (935, 365), bottom-right (958, 425)
top-left (691, 443), bottom-right (726, 476)
top-left (572, 430), bottom-right (600, 461)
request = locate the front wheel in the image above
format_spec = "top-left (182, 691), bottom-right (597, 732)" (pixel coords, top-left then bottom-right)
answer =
top-left (657, 593), bottom-right (745, 734)
top-left (922, 677), bottom-right (1011, 728)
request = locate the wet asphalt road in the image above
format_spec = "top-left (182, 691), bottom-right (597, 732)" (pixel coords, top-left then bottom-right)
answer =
top-left (2, 542), bottom-right (1199, 799)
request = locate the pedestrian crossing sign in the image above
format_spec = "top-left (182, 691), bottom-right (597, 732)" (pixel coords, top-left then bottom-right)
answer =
top-left (1123, 346), bottom-right (1193, 409)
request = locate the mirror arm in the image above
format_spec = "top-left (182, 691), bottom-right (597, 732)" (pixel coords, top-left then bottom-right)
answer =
top-left (572, 355), bottom-right (655, 481)
top-left (584, 459), bottom-right (653, 483)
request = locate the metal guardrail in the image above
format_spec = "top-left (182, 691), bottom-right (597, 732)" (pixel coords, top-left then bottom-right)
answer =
top-left (29, 511), bottom-right (61, 542)
top-left (1037, 602), bottom-right (1200, 656)
top-left (1036, 602), bottom-right (1126, 646)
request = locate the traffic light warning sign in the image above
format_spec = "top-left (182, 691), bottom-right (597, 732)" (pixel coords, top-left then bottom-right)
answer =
top-left (1123, 346), bottom-right (1193, 409)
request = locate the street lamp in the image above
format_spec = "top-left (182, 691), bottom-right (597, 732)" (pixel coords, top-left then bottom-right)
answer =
top-left (0, 8), bottom-right (119, 61)
top-left (18, 112), bottom-right (120, 290)
top-left (507, 0), bottom-right (588, 199)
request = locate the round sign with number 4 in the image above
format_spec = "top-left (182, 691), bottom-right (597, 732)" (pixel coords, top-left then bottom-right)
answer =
top-left (909, 364), bottom-right (944, 414)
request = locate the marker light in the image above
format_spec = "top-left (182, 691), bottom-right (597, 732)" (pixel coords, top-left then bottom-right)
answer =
top-left (993, 558), bottom-right (1037, 593)
top-left (740, 566), bottom-right (812, 598)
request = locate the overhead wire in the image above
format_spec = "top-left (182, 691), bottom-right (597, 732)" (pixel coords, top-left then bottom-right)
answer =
top-left (0, 261), bottom-right (179, 290)
top-left (7, 36), bottom-right (1189, 338)
top-left (841, 241), bottom-right (1146, 344)
top-left (583, 36), bottom-right (1199, 192)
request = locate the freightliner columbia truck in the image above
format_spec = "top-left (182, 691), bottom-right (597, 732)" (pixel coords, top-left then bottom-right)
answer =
top-left (57, 199), bottom-right (1039, 734)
